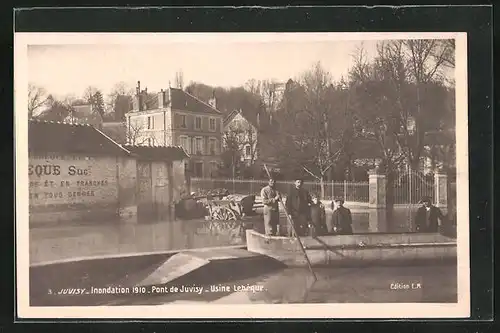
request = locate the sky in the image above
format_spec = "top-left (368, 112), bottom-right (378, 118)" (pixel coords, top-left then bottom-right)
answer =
top-left (28, 39), bottom-right (380, 100)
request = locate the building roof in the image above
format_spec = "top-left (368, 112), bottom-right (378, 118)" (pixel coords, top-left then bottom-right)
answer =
top-left (122, 145), bottom-right (189, 161)
top-left (28, 119), bottom-right (130, 156)
top-left (223, 108), bottom-right (278, 132)
top-left (170, 88), bottom-right (222, 115)
top-left (224, 109), bottom-right (254, 128)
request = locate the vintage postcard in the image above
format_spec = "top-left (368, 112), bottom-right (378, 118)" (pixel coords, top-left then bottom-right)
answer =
top-left (15, 32), bottom-right (469, 319)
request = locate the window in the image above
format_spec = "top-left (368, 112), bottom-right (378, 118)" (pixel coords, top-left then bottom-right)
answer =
top-left (209, 118), bottom-right (216, 131)
top-left (195, 116), bottom-right (202, 130)
top-left (245, 145), bottom-right (251, 157)
top-left (210, 161), bottom-right (219, 176)
top-left (194, 162), bottom-right (203, 177)
top-left (180, 115), bottom-right (187, 128)
top-left (147, 116), bottom-right (154, 130)
top-left (195, 137), bottom-right (204, 155)
top-left (178, 136), bottom-right (190, 154)
top-left (209, 138), bottom-right (217, 155)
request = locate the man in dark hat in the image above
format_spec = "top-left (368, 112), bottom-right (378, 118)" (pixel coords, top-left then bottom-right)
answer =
top-left (260, 178), bottom-right (281, 236)
top-left (414, 196), bottom-right (446, 233)
top-left (285, 178), bottom-right (312, 237)
top-left (330, 197), bottom-right (353, 235)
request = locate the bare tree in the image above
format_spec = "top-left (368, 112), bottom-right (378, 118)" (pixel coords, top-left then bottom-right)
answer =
top-left (273, 62), bottom-right (348, 198)
top-left (28, 83), bottom-right (49, 119)
top-left (348, 44), bottom-right (407, 175)
top-left (83, 86), bottom-right (99, 104)
top-left (244, 79), bottom-right (261, 96)
top-left (349, 43), bottom-right (372, 84)
top-left (107, 81), bottom-right (133, 105)
top-left (126, 119), bottom-right (158, 146)
top-left (396, 39), bottom-right (454, 169)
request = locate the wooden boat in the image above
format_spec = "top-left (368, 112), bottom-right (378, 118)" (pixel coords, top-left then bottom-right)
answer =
top-left (245, 229), bottom-right (457, 267)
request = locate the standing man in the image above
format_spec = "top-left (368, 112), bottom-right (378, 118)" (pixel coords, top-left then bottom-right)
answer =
top-left (285, 178), bottom-right (312, 237)
top-left (415, 196), bottom-right (446, 233)
top-left (260, 178), bottom-right (281, 236)
top-left (331, 198), bottom-right (353, 235)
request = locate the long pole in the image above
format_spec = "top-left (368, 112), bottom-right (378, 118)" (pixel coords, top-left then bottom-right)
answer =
top-left (263, 164), bottom-right (317, 281)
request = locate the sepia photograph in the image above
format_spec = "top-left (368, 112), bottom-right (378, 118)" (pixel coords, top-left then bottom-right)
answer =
top-left (15, 32), bottom-right (469, 319)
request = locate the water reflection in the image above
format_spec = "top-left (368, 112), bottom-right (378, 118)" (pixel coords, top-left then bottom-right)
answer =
top-left (29, 218), bottom-right (246, 265)
top-left (29, 206), bottom-right (443, 264)
top-left (304, 207), bottom-right (416, 234)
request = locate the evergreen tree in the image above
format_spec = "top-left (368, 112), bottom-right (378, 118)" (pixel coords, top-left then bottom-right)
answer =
top-left (92, 90), bottom-right (105, 118)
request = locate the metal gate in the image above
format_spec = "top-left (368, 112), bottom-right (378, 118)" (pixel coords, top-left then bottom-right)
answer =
top-left (391, 167), bottom-right (435, 231)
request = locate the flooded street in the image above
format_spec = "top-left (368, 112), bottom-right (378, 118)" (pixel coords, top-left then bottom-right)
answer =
top-left (108, 263), bottom-right (457, 305)
top-left (30, 206), bottom-right (454, 264)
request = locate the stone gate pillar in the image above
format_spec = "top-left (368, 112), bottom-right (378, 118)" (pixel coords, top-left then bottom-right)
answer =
top-left (368, 168), bottom-right (387, 209)
top-left (434, 171), bottom-right (448, 210)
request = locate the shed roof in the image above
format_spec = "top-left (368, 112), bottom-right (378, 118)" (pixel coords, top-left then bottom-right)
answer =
top-left (122, 145), bottom-right (189, 161)
top-left (28, 119), bottom-right (130, 156)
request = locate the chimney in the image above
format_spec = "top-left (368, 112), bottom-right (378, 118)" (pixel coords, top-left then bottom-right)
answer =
top-left (158, 89), bottom-right (165, 108)
top-left (208, 90), bottom-right (217, 109)
top-left (133, 81), bottom-right (141, 111)
top-left (166, 87), bottom-right (171, 105)
top-left (140, 88), bottom-right (147, 111)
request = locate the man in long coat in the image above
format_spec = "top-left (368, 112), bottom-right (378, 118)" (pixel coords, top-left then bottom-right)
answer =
top-left (415, 196), bottom-right (446, 233)
top-left (285, 178), bottom-right (312, 237)
top-left (260, 178), bottom-right (281, 236)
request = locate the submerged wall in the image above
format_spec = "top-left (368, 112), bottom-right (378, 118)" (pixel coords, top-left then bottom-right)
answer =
top-left (29, 218), bottom-right (248, 265)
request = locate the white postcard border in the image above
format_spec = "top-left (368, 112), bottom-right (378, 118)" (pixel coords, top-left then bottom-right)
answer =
top-left (15, 32), bottom-right (470, 319)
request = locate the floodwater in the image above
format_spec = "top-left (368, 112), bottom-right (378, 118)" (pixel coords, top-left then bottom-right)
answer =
top-left (29, 206), bottom-right (455, 264)
top-left (107, 263), bottom-right (457, 305)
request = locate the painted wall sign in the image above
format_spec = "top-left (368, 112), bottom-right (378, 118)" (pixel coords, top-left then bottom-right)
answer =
top-left (28, 152), bottom-right (118, 207)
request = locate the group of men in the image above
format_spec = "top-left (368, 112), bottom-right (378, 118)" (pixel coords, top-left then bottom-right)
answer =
top-left (260, 177), bottom-right (353, 237)
top-left (260, 177), bottom-right (447, 237)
